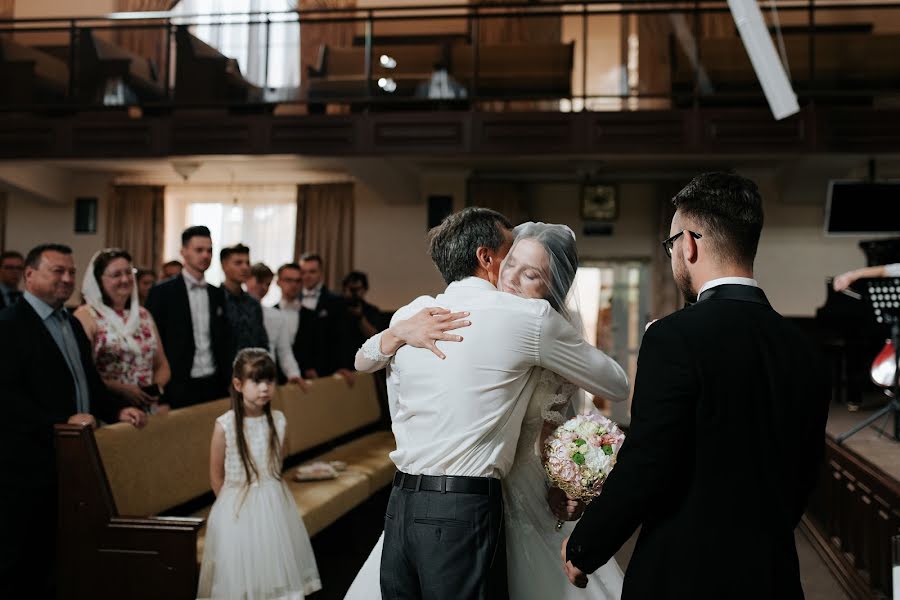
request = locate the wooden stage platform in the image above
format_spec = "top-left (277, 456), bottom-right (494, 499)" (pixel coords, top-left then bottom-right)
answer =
top-left (803, 399), bottom-right (900, 600)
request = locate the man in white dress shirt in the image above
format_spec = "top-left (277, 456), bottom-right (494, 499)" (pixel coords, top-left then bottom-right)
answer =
top-left (247, 262), bottom-right (306, 387)
top-left (371, 208), bottom-right (629, 600)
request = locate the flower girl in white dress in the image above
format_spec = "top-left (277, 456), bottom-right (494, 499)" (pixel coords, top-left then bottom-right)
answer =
top-left (346, 222), bottom-right (626, 600)
top-left (197, 348), bottom-right (321, 600)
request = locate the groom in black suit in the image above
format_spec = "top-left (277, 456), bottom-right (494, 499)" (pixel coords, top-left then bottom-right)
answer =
top-left (563, 173), bottom-right (829, 598)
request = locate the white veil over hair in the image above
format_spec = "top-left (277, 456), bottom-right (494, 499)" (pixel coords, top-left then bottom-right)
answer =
top-left (82, 249), bottom-right (142, 355)
top-left (500, 221), bottom-right (583, 328)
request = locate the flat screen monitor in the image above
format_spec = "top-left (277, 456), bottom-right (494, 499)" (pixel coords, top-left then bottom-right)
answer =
top-left (825, 180), bottom-right (900, 236)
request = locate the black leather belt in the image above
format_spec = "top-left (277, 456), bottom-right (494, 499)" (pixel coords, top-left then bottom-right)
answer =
top-left (392, 471), bottom-right (501, 496)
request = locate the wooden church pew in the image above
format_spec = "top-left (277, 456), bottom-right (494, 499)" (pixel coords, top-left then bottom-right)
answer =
top-left (55, 372), bottom-right (394, 599)
top-left (76, 28), bottom-right (165, 104)
top-left (174, 25), bottom-right (262, 105)
top-left (0, 38), bottom-right (69, 105)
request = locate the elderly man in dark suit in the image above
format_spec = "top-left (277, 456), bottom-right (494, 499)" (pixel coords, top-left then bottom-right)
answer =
top-left (146, 226), bottom-right (231, 408)
top-left (0, 243), bottom-right (146, 598)
top-left (563, 173), bottom-right (829, 599)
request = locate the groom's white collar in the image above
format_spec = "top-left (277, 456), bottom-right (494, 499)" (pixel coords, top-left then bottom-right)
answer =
top-left (447, 277), bottom-right (498, 292)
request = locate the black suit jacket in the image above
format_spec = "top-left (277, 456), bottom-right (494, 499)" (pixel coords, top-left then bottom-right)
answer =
top-left (0, 287), bottom-right (20, 311)
top-left (293, 287), bottom-right (354, 377)
top-left (0, 299), bottom-right (125, 490)
top-left (145, 275), bottom-right (231, 404)
top-left (567, 285), bottom-right (829, 599)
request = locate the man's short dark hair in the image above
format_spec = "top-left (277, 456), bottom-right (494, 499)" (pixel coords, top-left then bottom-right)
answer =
top-left (427, 207), bottom-right (513, 284)
top-left (672, 172), bottom-right (764, 267)
top-left (25, 244), bottom-right (73, 269)
top-left (0, 250), bottom-right (24, 263)
top-left (181, 225), bottom-right (211, 247)
top-left (277, 262), bottom-right (301, 277)
top-left (135, 268), bottom-right (156, 280)
top-left (220, 243), bottom-right (250, 263)
top-left (162, 260), bottom-right (182, 269)
top-left (299, 253), bottom-right (323, 267)
top-left (342, 271), bottom-right (369, 290)
top-left (250, 262), bottom-right (274, 281)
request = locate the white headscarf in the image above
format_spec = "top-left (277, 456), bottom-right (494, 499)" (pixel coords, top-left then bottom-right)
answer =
top-left (82, 249), bottom-right (142, 355)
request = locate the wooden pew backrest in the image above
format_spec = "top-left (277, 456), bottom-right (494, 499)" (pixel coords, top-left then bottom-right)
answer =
top-left (94, 398), bottom-right (231, 516)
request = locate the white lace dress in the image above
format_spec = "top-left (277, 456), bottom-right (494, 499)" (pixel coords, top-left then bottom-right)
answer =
top-left (197, 410), bottom-right (321, 600)
top-left (345, 336), bottom-right (624, 599)
top-left (503, 369), bottom-right (624, 600)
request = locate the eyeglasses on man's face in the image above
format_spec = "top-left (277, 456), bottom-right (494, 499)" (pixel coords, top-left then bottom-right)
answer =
top-left (662, 230), bottom-right (702, 258)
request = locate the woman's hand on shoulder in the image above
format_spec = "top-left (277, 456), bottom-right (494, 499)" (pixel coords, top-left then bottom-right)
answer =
top-left (387, 307), bottom-right (471, 360)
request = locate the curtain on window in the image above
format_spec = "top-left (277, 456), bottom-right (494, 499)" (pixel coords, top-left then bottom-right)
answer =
top-left (294, 182), bottom-right (354, 291)
top-left (113, 0), bottom-right (176, 83)
top-left (0, 1), bottom-right (14, 19)
top-left (107, 185), bottom-right (165, 272)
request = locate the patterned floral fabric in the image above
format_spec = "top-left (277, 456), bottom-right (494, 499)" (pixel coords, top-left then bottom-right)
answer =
top-left (91, 305), bottom-right (158, 386)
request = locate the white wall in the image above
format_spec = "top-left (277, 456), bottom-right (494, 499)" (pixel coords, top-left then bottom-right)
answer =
top-left (352, 169), bottom-right (468, 310)
top-left (529, 182), bottom-right (658, 261)
top-left (4, 173), bottom-right (112, 295)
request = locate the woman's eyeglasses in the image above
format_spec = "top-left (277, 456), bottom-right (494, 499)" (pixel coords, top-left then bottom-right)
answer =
top-left (662, 230), bottom-right (702, 258)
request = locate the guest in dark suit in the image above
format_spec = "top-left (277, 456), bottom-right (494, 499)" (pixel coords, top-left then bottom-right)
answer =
top-left (145, 226), bottom-right (231, 408)
top-left (342, 270), bottom-right (390, 351)
top-left (0, 250), bottom-right (24, 310)
top-left (564, 173), bottom-right (829, 599)
top-left (0, 243), bottom-right (146, 599)
top-left (220, 243), bottom-right (268, 362)
top-left (284, 254), bottom-right (354, 381)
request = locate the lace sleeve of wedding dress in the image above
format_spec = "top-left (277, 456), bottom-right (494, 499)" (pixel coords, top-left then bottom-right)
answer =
top-left (539, 371), bottom-right (577, 427)
top-left (354, 332), bottom-right (392, 373)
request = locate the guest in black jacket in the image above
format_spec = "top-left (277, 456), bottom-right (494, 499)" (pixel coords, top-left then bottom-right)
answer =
top-left (290, 254), bottom-right (355, 381)
top-left (564, 173), bottom-right (829, 599)
top-left (145, 226), bottom-right (231, 408)
top-left (0, 249), bottom-right (24, 309)
top-left (0, 243), bottom-right (146, 599)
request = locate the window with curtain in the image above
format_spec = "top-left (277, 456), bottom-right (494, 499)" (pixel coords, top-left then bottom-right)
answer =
top-left (171, 0), bottom-right (300, 88)
top-left (164, 184), bottom-right (297, 305)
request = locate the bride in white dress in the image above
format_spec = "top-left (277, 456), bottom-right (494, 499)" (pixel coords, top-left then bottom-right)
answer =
top-left (346, 222), bottom-right (626, 600)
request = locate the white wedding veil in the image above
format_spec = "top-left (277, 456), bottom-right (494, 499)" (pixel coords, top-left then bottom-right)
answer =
top-left (82, 249), bottom-right (142, 354)
top-left (500, 221), bottom-right (581, 326)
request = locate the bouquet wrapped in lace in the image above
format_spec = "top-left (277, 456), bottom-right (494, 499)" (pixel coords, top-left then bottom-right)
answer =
top-left (544, 413), bottom-right (625, 527)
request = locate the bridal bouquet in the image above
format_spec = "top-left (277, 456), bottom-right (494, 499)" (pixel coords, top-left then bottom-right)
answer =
top-left (544, 413), bottom-right (625, 506)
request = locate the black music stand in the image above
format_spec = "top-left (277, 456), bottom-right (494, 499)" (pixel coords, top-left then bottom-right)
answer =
top-left (837, 279), bottom-right (900, 444)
